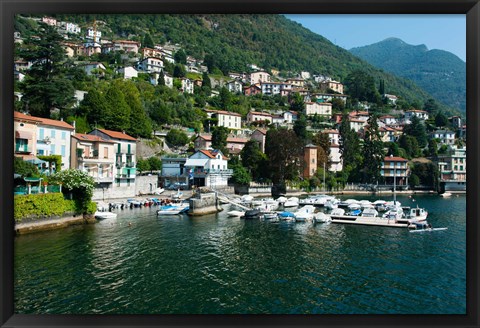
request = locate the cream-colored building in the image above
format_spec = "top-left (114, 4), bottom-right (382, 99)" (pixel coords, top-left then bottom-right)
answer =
top-left (305, 102), bottom-right (332, 117)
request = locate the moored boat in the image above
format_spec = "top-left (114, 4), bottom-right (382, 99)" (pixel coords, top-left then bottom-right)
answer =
top-left (157, 203), bottom-right (189, 215)
top-left (227, 210), bottom-right (245, 217)
top-left (283, 197), bottom-right (299, 208)
top-left (314, 212), bottom-right (331, 223)
top-left (94, 211), bottom-right (117, 220)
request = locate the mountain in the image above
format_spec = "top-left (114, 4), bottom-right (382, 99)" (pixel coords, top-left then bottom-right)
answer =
top-left (350, 37), bottom-right (466, 112)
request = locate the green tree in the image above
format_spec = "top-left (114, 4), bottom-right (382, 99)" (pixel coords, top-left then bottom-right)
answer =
top-left (165, 129), bottom-right (189, 147)
top-left (136, 158), bottom-right (151, 173)
top-left (240, 140), bottom-right (266, 181)
top-left (339, 112), bottom-right (362, 181)
top-left (173, 64), bottom-right (186, 78)
top-left (14, 157), bottom-right (39, 177)
top-left (231, 165), bottom-right (251, 185)
top-left (362, 114), bottom-right (385, 183)
top-left (344, 70), bottom-right (382, 105)
top-left (147, 156), bottom-right (162, 172)
top-left (293, 114), bottom-right (309, 143)
top-left (404, 115), bottom-right (428, 148)
top-left (104, 84), bottom-right (131, 132)
top-left (312, 132), bottom-right (331, 169)
top-left (211, 126), bottom-right (229, 154)
top-left (219, 87), bottom-right (233, 111)
top-left (18, 22), bottom-right (75, 118)
top-left (386, 142), bottom-right (399, 156)
top-left (174, 49), bottom-right (187, 65)
top-left (157, 70), bottom-right (166, 86)
top-left (289, 92), bottom-right (305, 112)
top-left (399, 134), bottom-right (421, 159)
top-left (78, 88), bottom-right (109, 128)
top-left (428, 138), bottom-right (438, 158)
top-left (142, 33), bottom-right (155, 49)
top-left (423, 98), bottom-right (439, 114)
top-left (265, 128), bottom-right (303, 183)
top-left (434, 111), bottom-right (448, 128)
top-left (202, 72), bottom-right (211, 89)
top-left (49, 169), bottom-right (95, 213)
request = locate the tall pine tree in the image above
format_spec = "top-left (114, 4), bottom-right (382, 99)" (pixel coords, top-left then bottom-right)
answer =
top-left (362, 114), bottom-right (385, 183)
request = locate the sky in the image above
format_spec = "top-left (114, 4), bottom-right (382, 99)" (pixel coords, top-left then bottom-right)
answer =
top-left (286, 15), bottom-right (466, 62)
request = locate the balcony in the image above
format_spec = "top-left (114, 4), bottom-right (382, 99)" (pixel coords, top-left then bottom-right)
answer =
top-left (116, 174), bottom-right (136, 179)
top-left (126, 162), bottom-right (135, 168)
top-left (94, 176), bottom-right (114, 183)
top-left (192, 169), bottom-right (233, 177)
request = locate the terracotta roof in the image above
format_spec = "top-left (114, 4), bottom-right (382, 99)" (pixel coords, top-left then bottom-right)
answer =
top-left (406, 109), bottom-right (427, 113)
top-left (253, 129), bottom-right (267, 135)
top-left (199, 149), bottom-right (228, 160)
top-left (197, 134), bottom-right (248, 143)
top-left (73, 133), bottom-right (115, 143)
top-left (115, 40), bottom-right (140, 45)
top-left (323, 129), bottom-right (339, 134)
top-left (14, 111), bottom-right (42, 123)
top-left (36, 117), bottom-right (74, 130)
top-left (248, 111), bottom-right (272, 117)
top-left (384, 156), bottom-right (408, 162)
top-left (96, 129), bottom-right (137, 141)
top-left (208, 110), bottom-right (242, 117)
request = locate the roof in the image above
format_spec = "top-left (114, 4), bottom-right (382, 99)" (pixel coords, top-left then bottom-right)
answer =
top-left (36, 117), bottom-right (74, 130)
top-left (252, 129), bottom-right (267, 135)
top-left (248, 111), bottom-right (272, 117)
top-left (406, 109), bottom-right (428, 113)
top-left (185, 158), bottom-right (209, 167)
top-left (115, 40), bottom-right (140, 45)
top-left (95, 129), bottom-right (137, 141)
top-left (384, 156), bottom-right (408, 162)
top-left (207, 110), bottom-right (242, 117)
top-left (73, 133), bottom-right (115, 143)
top-left (197, 134), bottom-right (248, 143)
top-left (14, 111), bottom-right (42, 123)
top-left (323, 129), bottom-right (339, 134)
top-left (198, 149), bottom-right (228, 160)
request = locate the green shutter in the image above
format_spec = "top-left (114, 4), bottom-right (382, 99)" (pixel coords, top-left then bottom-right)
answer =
top-left (117, 143), bottom-right (121, 153)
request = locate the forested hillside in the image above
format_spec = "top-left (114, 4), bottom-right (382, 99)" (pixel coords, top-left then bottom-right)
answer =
top-left (350, 38), bottom-right (466, 112)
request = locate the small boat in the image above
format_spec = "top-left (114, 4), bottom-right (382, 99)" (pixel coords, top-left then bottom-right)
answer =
top-left (227, 210), bottom-right (245, 217)
top-left (283, 197), bottom-right (299, 208)
top-left (360, 208), bottom-right (379, 218)
top-left (338, 199), bottom-right (359, 208)
top-left (276, 196), bottom-right (288, 204)
top-left (127, 199), bottom-right (142, 207)
top-left (278, 211), bottom-right (296, 221)
top-left (94, 211), bottom-right (117, 220)
top-left (399, 206), bottom-right (428, 223)
top-left (347, 208), bottom-right (362, 216)
top-left (314, 212), bottom-right (331, 223)
top-left (153, 187), bottom-right (165, 195)
top-left (324, 199), bottom-right (339, 210)
top-left (294, 205), bottom-right (316, 222)
top-left (440, 192), bottom-right (452, 197)
top-left (157, 203), bottom-right (189, 215)
top-left (241, 209), bottom-right (261, 220)
top-left (330, 208), bottom-right (345, 216)
top-left (408, 221), bottom-right (447, 232)
top-left (260, 212), bottom-right (279, 221)
top-left (347, 203), bottom-right (361, 211)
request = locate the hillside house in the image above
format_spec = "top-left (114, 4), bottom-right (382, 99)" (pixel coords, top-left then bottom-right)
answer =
top-left (436, 146), bottom-right (466, 192)
top-left (14, 112), bottom-right (41, 162)
top-left (404, 109), bottom-right (429, 122)
top-left (244, 84), bottom-right (262, 96)
top-left (247, 111), bottom-right (273, 124)
top-left (193, 135), bottom-right (248, 154)
top-left (185, 149), bottom-right (232, 188)
top-left (303, 144), bottom-right (318, 178)
top-left (150, 72), bottom-right (173, 88)
top-left (320, 80), bottom-right (344, 94)
top-left (431, 130), bottom-right (456, 145)
top-left (381, 156), bottom-right (409, 186)
top-left (141, 47), bottom-right (163, 59)
top-left (227, 80), bottom-right (243, 93)
top-left (136, 57), bottom-right (164, 73)
top-left (285, 78), bottom-right (305, 88)
top-left (180, 78), bottom-right (194, 94)
top-left (305, 102), bottom-right (332, 117)
top-left (250, 129), bottom-right (267, 153)
top-left (249, 71), bottom-right (271, 85)
top-left (82, 62), bottom-right (106, 76)
top-left (205, 110), bottom-right (242, 131)
top-left (117, 66), bottom-right (138, 79)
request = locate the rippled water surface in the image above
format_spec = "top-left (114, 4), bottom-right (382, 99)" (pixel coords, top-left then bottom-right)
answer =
top-left (14, 194), bottom-right (466, 314)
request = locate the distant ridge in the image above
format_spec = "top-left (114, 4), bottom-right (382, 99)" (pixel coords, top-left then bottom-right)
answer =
top-left (350, 38), bottom-right (466, 112)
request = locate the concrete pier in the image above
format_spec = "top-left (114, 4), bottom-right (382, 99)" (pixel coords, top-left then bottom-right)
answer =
top-left (188, 191), bottom-right (223, 216)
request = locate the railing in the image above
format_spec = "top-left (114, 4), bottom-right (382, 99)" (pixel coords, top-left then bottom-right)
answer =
top-left (193, 169), bottom-right (233, 175)
top-left (14, 184), bottom-right (61, 195)
top-left (126, 162), bottom-right (135, 168)
top-left (116, 174), bottom-right (136, 179)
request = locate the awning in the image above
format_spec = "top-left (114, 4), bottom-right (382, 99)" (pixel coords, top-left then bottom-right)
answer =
top-left (184, 158), bottom-right (209, 167)
top-left (26, 157), bottom-right (48, 165)
top-left (24, 177), bottom-right (42, 183)
top-left (15, 130), bottom-right (32, 140)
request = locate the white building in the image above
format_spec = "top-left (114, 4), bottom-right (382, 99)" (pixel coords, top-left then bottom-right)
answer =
top-left (117, 66), bottom-right (138, 79)
top-left (431, 130), bottom-right (456, 145)
top-left (82, 62), bottom-right (106, 76)
top-left (150, 72), bottom-right (173, 88)
top-left (89, 129), bottom-right (137, 196)
top-left (246, 111), bottom-right (273, 124)
top-left (249, 71), bottom-right (271, 85)
top-left (86, 28), bottom-right (102, 42)
top-left (227, 80), bottom-right (243, 94)
top-left (437, 146), bottom-right (466, 192)
top-left (36, 117), bottom-right (75, 170)
top-left (136, 57), bottom-right (164, 73)
top-left (404, 109), bottom-right (429, 122)
top-left (185, 149), bottom-right (232, 188)
top-left (206, 110), bottom-right (242, 130)
top-left (58, 21), bottom-right (81, 34)
top-left (305, 102), bottom-right (332, 117)
top-left (180, 78), bottom-right (194, 94)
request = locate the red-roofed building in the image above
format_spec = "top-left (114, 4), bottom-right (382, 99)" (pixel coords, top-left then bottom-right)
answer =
top-left (194, 134), bottom-right (249, 153)
top-left (71, 134), bottom-right (116, 188)
top-left (205, 110), bottom-right (242, 131)
top-left (185, 149), bottom-right (232, 188)
top-left (381, 156), bottom-right (409, 186)
top-left (14, 112), bottom-right (75, 170)
top-left (246, 111), bottom-right (273, 124)
top-left (89, 129), bottom-right (138, 194)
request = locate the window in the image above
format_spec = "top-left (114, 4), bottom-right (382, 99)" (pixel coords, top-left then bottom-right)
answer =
top-left (312, 159), bottom-right (315, 164)
top-left (50, 144), bottom-right (55, 155)
top-left (61, 145), bottom-right (66, 157)
top-left (51, 130), bottom-right (56, 138)
top-left (104, 147), bottom-right (108, 159)
top-left (390, 170), bottom-right (394, 176)
top-left (61, 131), bottom-right (66, 140)
top-left (15, 139), bottom-right (28, 152)
top-left (39, 128), bottom-right (44, 140)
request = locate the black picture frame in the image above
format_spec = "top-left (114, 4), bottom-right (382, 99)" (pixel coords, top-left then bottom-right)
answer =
top-left (1, 0), bottom-right (478, 327)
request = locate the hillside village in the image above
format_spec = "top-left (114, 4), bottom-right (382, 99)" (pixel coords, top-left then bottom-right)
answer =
top-left (13, 16), bottom-right (467, 201)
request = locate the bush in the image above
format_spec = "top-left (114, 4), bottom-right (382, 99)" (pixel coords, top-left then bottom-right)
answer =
top-left (14, 193), bottom-right (77, 222)
top-left (48, 169), bottom-right (95, 213)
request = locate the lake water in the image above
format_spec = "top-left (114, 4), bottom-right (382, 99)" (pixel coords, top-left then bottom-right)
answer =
top-left (14, 194), bottom-right (466, 314)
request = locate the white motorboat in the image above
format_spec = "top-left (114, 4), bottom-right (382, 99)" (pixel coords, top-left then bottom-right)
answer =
top-left (440, 192), bottom-right (452, 197)
top-left (283, 197), bottom-right (299, 208)
top-left (330, 208), bottom-right (345, 216)
top-left (338, 199), bottom-right (359, 207)
top-left (276, 196), bottom-right (288, 203)
top-left (360, 208), bottom-right (379, 218)
top-left (398, 206), bottom-right (428, 223)
top-left (227, 210), bottom-right (245, 217)
top-left (294, 205), bottom-right (315, 222)
top-left (314, 212), bottom-right (331, 223)
top-left (94, 211), bottom-right (117, 220)
top-left (260, 212), bottom-right (279, 221)
top-left (347, 203), bottom-right (361, 211)
top-left (382, 206), bottom-right (404, 221)
top-left (157, 203), bottom-right (189, 215)
top-left (153, 187), bottom-right (165, 195)
top-left (324, 198), bottom-right (339, 210)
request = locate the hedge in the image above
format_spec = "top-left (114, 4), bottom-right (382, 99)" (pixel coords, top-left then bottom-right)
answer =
top-left (14, 193), bottom-right (96, 222)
